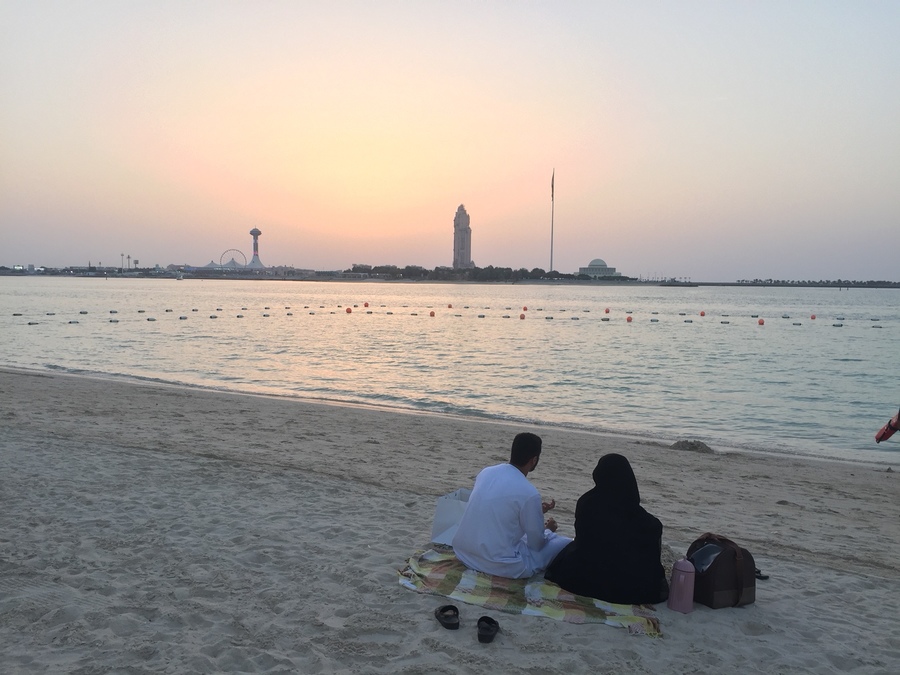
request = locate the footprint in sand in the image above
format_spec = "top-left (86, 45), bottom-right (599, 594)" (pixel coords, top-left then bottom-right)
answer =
top-left (740, 620), bottom-right (775, 636)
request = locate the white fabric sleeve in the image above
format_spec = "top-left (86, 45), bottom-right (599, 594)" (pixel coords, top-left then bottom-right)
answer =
top-left (521, 493), bottom-right (548, 552)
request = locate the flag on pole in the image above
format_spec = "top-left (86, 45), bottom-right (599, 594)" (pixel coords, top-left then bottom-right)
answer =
top-left (551, 169), bottom-right (555, 201)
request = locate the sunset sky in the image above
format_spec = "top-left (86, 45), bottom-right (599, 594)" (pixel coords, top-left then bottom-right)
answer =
top-left (2, 1), bottom-right (899, 281)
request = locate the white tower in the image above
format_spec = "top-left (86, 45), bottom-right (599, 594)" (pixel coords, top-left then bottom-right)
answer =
top-left (247, 228), bottom-right (265, 268)
top-left (452, 205), bottom-right (474, 269)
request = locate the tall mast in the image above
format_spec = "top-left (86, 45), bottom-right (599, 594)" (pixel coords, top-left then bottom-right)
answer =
top-left (550, 169), bottom-right (555, 273)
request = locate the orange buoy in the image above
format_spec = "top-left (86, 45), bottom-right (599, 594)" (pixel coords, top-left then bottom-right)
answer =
top-left (700, 311), bottom-right (705, 316)
top-left (626, 316), bottom-right (632, 322)
top-left (346, 307), bottom-right (352, 313)
top-left (522, 306), bottom-right (527, 311)
top-left (519, 313), bottom-right (525, 319)
top-left (605, 308), bottom-right (610, 313)
top-left (448, 304), bottom-right (453, 309)
top-left (811, 314), bottom-right (816, 320)
top-left (758, 318), bottom-right (765, 325)
top-left (364, 302), bottom-right (369, 307)
top-left (429, 311), bottom-right (435, 317)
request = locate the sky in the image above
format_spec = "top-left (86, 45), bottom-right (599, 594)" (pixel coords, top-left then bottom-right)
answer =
top-left (2, 1), bottom-right (899, 282)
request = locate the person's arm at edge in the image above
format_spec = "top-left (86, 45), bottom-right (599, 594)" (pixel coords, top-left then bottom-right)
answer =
top-left (522, 494), bottom-right (550, 552)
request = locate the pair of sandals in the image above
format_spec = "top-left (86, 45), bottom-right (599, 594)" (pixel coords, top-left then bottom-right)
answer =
top-left (434, 605), bottom-right (499, 643)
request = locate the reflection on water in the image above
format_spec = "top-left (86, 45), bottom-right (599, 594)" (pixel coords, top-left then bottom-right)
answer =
top-left (2, 277), bottom-right (899, 464)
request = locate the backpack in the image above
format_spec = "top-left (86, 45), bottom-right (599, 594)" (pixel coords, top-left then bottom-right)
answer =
top-left (686, 533), bottom-right (756, 609)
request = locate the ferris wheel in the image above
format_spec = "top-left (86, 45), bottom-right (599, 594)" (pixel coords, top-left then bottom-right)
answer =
top-left (219, 249), bottom-right (247, 268)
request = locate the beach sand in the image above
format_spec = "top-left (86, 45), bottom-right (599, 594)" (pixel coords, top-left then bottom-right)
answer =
top-left (1, 367), bottom-right (898, 674)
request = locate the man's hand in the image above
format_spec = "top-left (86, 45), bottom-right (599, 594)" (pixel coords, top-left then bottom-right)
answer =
top-left (545, 517), bottom-right (558, 532)
top-left (541, 498), bottom-right (556, 514)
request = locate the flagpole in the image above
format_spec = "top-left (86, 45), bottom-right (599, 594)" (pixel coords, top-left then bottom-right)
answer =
top-left (550, 169), bottom-right (555, 274)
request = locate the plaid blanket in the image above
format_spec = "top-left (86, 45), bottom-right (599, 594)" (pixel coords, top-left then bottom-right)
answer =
top-left (399, 548), bottom-right (661, 636)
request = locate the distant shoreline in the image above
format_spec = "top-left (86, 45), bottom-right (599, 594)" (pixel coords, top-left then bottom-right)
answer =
top-left (2, 271), bottom-right (898, 289)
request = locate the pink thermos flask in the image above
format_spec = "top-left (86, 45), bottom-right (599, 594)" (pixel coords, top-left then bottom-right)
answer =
top-left (667, 558), bottom-right (695, 613)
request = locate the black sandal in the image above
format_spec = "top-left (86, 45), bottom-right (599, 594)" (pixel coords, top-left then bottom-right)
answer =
top-left (477, 616), bottom-right (499, 643)
top-left (434, 605), bottom-right (460, 629)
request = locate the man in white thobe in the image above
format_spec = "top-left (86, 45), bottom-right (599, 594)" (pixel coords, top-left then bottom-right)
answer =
top-left (452, 432), bottom-right (572, 578)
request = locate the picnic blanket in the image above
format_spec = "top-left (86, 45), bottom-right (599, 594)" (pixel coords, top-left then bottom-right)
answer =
top-left (399, 548), bottom-right (661, 636)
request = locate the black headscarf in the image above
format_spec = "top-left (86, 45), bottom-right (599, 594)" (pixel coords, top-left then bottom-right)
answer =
top-left (545, 453), bottom-right (668, 604)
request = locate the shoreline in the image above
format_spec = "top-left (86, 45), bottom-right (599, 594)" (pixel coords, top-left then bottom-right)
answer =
top-left (4, 272), bottom-right (900, 288)
top-left (2, 367), bottom-right (899, 672)
top-left (11, 364), bottom-right (898, 470)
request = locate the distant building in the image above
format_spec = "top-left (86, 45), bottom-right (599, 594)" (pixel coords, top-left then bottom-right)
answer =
top-left (579, 258), bottom-right (622, 278)
top-left (247, 228), bottom-right (265, 268)
top-left (452, 205), bottom-right (475, 269)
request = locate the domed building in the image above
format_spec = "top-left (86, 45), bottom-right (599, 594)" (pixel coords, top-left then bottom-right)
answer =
top-left (578, 258), bottom-right (621, 278)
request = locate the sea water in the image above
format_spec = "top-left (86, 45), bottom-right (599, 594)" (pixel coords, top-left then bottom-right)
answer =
top-left (2, 276), bottom-right (898, 465)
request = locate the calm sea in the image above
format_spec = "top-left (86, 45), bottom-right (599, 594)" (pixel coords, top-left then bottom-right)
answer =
top-left (2, 277), bottom-right (898, 465)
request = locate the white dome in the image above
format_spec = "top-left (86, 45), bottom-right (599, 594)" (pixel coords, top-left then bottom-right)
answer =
top-left (588, 258), bottom-right (608, 267)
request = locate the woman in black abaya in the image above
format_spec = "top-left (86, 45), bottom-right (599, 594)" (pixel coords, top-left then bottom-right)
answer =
top-left (544, 453), bottom-right (668, 604)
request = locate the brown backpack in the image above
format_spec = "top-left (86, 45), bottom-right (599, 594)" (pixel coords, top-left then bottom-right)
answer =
top-left (686, 533), bottom-right (756, 608)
